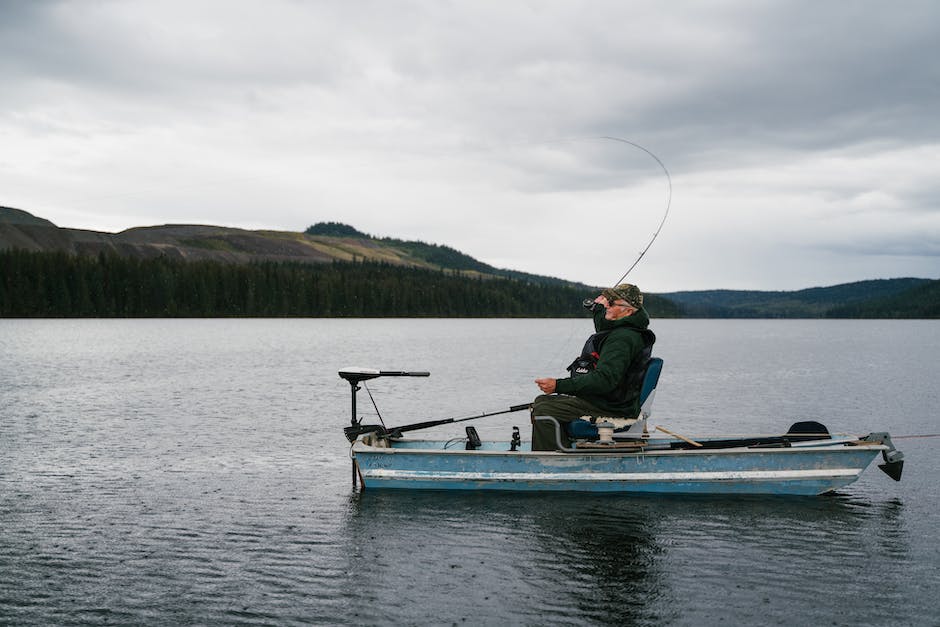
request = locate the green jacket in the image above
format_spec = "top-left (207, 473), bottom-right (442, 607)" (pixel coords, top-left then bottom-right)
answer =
top-left (554, 306), bottom-right (653, 417)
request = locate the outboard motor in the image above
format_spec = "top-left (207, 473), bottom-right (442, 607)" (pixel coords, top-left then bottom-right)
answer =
top-left (862, 432), bottom-right (905, 481)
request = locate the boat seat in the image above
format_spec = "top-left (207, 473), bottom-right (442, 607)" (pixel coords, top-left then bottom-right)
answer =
top-left (564, 357), bottom-right (663, 440)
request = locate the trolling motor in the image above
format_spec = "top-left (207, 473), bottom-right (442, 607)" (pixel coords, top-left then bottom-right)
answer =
top-left (339, 368), bottom-right (430, 490)
top-left (339, 367), bottom-right (531, 442)
top-left (339, 367), bottom-right (430, 442)
top-left (339, 367), bottom-right (532, 489)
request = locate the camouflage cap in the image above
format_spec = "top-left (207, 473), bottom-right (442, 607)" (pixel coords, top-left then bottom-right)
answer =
top-left (602, 283), bottom-right (643, 308)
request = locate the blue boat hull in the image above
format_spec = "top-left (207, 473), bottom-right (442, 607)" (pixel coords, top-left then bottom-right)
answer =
top-left (352, 439), bottom-right (884, 496)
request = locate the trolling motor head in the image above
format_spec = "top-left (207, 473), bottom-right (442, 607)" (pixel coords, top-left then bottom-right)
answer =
top-left (339, 368), bottom-right (430, 442)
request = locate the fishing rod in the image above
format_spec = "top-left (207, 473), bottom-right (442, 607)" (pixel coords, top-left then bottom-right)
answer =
top-left (342, 138), bottom-right (671, 444)
top-left (599, 136), bottom-right (673, 287)
top-left (549, 136), bottom-right (673, 369)
top-left (487, 134), bottom-right (671, 287)
top-left (344, 403), bottom-right (532, 442)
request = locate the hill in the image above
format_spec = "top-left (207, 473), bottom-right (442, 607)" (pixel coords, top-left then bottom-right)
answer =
top-left (3, 208), bottom-right (687, 317)
top-left (826, 279), bottom-right (940, 318)
top-left (2, 206), bottom-right (935, 318)
top-left (0, 206), bottom-right (58, 227)
top-left (661, 279), bottom-right (937, 318)
top-left (0, 207), bottom-right (591, 288)
top-left (0, 208), bottom-right (439, 269)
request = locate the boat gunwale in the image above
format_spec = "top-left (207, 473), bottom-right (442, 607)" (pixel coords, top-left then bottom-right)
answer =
top-left (351, 439), bottom-right (888, 458)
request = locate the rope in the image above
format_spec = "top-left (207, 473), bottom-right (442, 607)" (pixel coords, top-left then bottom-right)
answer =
top-left (891, 434), bottom-right (940, 439)
top-left (642, 431), bottom-right (940, 440)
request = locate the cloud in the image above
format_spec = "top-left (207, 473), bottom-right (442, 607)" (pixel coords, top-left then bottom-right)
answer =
top-left (0, 0), bottom-right (938, 290)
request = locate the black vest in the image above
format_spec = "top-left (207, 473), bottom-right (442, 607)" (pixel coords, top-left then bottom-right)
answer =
top-left (566, 328), bottom-right (656, 405)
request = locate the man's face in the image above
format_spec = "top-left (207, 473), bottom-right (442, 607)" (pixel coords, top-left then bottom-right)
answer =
top-left (605, 299), bottom-right (637, 320)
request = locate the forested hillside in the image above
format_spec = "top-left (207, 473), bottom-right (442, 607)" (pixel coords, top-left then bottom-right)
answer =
top-left (0, 250), bottom-right (680, 318)
top-left (2, 208), bottom-right (936, 319)
top-left (826, 279), bottom-right (940, 318)
top-left (306, 221), bottom-right (592, 288)
top-left (661, 279), bottom-right (936, 318)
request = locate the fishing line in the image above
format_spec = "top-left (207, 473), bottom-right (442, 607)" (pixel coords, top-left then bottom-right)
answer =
top-left (891, 434), bottom-right (940, 439)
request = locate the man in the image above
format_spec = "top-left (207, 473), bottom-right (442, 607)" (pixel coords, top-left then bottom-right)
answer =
top-left (531, 283), bottom-right (655, 451)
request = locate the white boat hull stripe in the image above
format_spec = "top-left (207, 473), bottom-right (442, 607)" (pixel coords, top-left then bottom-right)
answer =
top-left (362, 468), bottom-right (862, 482)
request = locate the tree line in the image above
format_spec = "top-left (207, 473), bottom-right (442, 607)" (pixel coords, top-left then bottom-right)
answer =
top-left (825, 279), bottom-right (940, 318)
top-left (0, 249), bottom-right (599, 318)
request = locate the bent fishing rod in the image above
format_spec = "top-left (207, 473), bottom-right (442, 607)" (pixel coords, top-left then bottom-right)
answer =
top-left (551, 136), bottom-right (672, 368)
top-left (600, 136), bottom-right (673, 287)
top-left (342, 138), bottom-right (671, 442)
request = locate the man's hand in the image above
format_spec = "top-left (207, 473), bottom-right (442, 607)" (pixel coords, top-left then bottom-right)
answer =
top-left (535, 378), bottom-right (557, 394)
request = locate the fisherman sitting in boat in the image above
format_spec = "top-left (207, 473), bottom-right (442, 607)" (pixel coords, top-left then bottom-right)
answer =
top-left (532, 283), bottom-right (655, 451)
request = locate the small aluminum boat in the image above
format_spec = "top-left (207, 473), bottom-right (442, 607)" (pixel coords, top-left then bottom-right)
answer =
top-left (340, 368), bottom-right (904, 496)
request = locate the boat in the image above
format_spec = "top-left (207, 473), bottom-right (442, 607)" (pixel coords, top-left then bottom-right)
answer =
top-left (339, 366), bottom-right (905, 496)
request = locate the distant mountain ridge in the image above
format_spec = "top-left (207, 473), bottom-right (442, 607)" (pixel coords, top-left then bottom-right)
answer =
top-left (2, 206), bottom-right (937, 318)
top-left (661, 279), bottom-right (937, 318)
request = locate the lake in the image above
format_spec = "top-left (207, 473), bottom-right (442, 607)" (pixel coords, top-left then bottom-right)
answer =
top-left (1, 318), bottom-right (938, 625)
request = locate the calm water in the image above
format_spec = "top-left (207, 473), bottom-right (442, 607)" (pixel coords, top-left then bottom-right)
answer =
top-left (1, 319), bottom-right (938, 626)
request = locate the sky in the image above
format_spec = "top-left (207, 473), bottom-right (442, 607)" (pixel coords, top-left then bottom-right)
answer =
top-left (1, 0), bottom-right (938, 292)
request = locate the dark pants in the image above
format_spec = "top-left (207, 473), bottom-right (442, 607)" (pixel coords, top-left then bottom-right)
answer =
top-left (530, 394), bottom-right (614, 451)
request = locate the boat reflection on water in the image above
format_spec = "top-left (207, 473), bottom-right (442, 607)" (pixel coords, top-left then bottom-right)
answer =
top-left (336, 491), bottom-right (908, 625)
top-left (337, 491), bottom-right (666, 624)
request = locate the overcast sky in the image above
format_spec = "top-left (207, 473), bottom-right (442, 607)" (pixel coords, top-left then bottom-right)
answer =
top-left (2, 1), bottom-right (938, 291)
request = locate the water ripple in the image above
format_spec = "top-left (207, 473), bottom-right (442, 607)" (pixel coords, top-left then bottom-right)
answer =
top-left (2, 319), bottom-right (938, 625)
